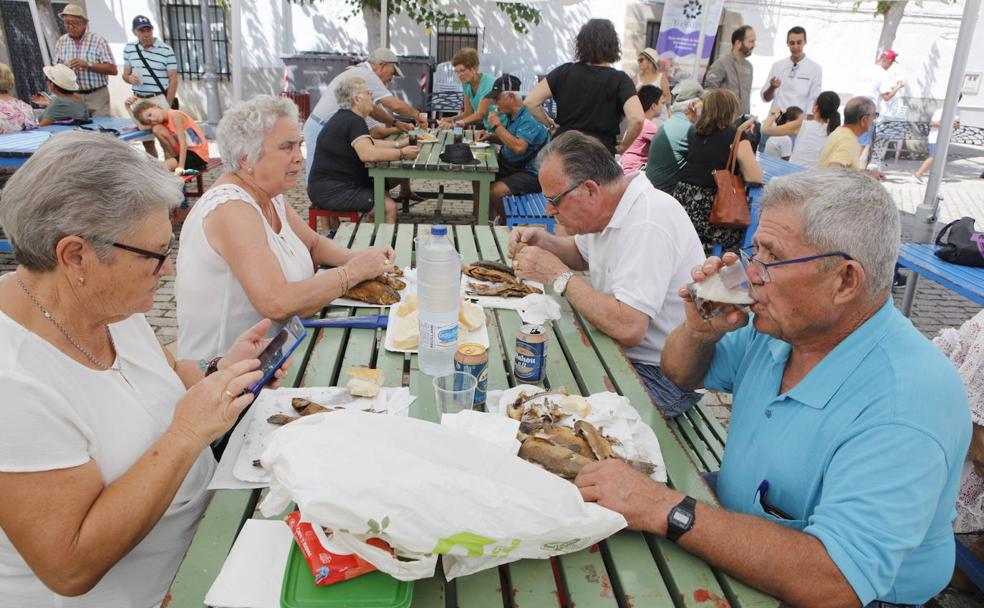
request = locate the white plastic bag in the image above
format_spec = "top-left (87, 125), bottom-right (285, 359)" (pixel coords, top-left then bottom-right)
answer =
top-left (259, 411), bottom-right (626, 581)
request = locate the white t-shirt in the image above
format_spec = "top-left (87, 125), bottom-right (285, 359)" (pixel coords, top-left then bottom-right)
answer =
top-left (789, 120), bottom-right (829, 167)
top-left (858, 64), bottom-right (894, 112)
top-left (309, 63), bottom-right (391, 122)
top-left (762, 56), bottom-right (822, 114)
top-left (176, 184), bottom-right (315, 360)
top-left (764, 135), bottom-right (793, 159)
top-left (0, 308), bottom-right (214, 608)
top-left (574, 174), bottom-right (705, 366)
top-left (928, 107), bottom-right (960, 144)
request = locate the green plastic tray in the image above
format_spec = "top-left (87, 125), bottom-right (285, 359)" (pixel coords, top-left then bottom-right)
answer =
top-left (280, 543), bottom-right (414, 608)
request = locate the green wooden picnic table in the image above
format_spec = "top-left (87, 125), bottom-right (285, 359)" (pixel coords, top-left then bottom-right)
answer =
top-left (366, 130), bottom-right (497, 225)
top-left (166, 222), bottom-right (780, 608)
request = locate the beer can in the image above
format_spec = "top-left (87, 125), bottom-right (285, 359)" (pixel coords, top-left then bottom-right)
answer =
top-left (455, 343), bottom-right (488, 410)
top-left (514, 324), bottom-right (548, 383)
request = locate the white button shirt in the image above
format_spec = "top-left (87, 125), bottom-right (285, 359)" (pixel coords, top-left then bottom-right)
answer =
top-left (762, 56), bottom-right (823, 113)
top-left (574, 174), bottom-right (705, 367)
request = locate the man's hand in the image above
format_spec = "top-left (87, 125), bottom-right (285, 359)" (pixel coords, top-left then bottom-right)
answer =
top-left (31, 93), bottom-right (50, 107)
top-left (508, 226), bottom-right (547, 259)
top-left (487, 112), bottom-right (502, 129)
top-left (512, 245), bottom-right (568, 285)
top-left (575, 459), bottom-right (683, 534)
top-left (769, 76), bottom-right (781, 89)
top-left (124, 71), bottom-right (142, 86)
top-left (395, 121), bottom-right (413, 133)
top-left (68, 58), bottom-right (89, 71)
top-left (475, 130), bottom-right (491, 143)
top-left (680, 254), bottom-right (750, 338)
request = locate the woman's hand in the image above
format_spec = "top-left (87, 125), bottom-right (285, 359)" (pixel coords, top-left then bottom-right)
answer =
top-left (344, 246), bottom-right (396, 283)
top-left (222, 318), bottom-right (293, 389)
top-left (437, 118), bottom-right (453, 131)
top-left (737, 116), bottom-right (758, 133)
top-left (400, 145), bottom-right (420, 160)
top-left (169, 359), bottom-right (264, 448)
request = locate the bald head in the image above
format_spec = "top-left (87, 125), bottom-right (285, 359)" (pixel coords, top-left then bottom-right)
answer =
top-left (843, 96), bottom-right (875, 126)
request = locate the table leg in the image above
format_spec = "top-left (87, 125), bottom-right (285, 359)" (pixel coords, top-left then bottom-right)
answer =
top-left (477, 177), bottom-right (490, 224)
top-left (373, 175), bottom-right (386, 224)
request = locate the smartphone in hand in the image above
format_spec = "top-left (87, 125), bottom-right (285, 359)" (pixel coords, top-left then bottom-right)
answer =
top-left (245, 316), bottom-right (307, 397)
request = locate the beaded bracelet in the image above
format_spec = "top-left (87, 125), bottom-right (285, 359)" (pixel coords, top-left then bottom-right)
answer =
top-left (338, 266), bottom-right (350, 295)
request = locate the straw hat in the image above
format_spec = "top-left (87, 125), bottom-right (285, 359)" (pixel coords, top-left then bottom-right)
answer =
top-left (58, 4), bottom-right (88, 20)
top-left (43, 64), bottom-right (79, 91)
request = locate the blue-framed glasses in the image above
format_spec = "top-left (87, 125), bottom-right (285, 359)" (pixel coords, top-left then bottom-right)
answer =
top-left (544, 181), bottom-right (584, 209)
top-left (738, 245), bottom-right (854, 284)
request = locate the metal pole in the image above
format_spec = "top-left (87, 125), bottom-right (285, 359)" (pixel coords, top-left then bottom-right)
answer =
top-left (692, 0), bottom-right (709, 80)
top-left (380, 0), bottom-right (388, 48)
top-left (900, 0), bottom-right (980, 315)
top-left (200, 0), bottom-right (221, 135)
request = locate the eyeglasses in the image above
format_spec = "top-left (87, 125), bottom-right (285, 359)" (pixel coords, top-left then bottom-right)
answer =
top-left (544, 181), bottom-right (584, 209)
top-left (738, 245), bottom-right (853, 284)
top-left (92, 236), bottom-right (174, 275)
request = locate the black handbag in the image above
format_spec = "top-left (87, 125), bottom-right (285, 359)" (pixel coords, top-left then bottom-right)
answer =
top-left (134, 44), bottom-right (179, 109)
top-left (934, 217), bottom-right (984, 267)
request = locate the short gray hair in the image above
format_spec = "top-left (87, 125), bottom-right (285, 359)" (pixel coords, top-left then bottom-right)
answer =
top-left (760, 168), bottom-right (899, 296)
top-left (538, 130), bottom-right (623, 187)
top-left (671, 99), bottom-right (694, 114)
top-left (217, 94), bottom-right (299, 172)
top-left (0, 131), bottom-right (182, 271)
top-left (335, 76), bottom-right (367, 110)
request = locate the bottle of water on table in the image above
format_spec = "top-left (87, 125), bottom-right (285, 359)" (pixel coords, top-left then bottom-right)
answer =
top-left (417, 226), bottom-right (461, 375)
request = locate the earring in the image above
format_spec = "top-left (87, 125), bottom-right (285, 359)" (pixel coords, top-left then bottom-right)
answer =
top-left (78, 276), bottom-right (85, 286)
top-left (247, 167), bottom-right (254, 175)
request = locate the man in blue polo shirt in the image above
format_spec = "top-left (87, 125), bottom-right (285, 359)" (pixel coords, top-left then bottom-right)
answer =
top-left (575, 168), bottom-right (970, 607)
top-left (477, 74), bottom-right (549, 222)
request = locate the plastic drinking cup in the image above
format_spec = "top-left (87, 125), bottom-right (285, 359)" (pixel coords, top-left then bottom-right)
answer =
top-left (434, 372), bottom-right (477, 414)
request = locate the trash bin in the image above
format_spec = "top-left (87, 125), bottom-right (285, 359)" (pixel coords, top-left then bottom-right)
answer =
top-left (281, 52), bottom-right (435, 113)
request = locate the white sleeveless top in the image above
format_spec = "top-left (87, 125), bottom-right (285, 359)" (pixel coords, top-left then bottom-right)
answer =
top-left (176, 184), bottom-right (314, 360)
top-left (789, 119), bottom-right (829, 168)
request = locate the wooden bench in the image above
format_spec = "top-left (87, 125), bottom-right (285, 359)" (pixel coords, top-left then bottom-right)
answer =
top-left (503, 192), bottom-right (554, 233)
top-left (897, 242), bottom-right (984, 316)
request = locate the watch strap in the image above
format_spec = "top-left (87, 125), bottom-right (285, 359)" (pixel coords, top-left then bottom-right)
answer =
top-left (666, 495), bottom-right (697, 542)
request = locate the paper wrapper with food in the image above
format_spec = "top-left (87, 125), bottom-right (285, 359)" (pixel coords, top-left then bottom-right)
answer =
top-left (259, 411), bottom-right (626, 582)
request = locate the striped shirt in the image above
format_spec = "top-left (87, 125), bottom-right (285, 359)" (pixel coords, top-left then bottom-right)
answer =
top-left (123, 39), bottom-right (177, 97)
top-left (53, 31), bottom-right (115, 92)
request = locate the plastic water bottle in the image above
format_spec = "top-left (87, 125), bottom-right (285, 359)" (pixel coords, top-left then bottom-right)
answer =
top-left (417, 226), bottom-right (461, 375)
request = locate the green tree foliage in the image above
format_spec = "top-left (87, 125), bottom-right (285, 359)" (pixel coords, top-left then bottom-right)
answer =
top-left (290, 0), bottom-right (542, 34)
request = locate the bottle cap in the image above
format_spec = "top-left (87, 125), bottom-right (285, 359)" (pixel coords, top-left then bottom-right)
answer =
top-left (431, 226), bottom-right (448, 236)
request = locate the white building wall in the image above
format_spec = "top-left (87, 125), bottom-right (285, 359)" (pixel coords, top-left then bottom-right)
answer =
top-left (82, 0), bottom-right (976, 125)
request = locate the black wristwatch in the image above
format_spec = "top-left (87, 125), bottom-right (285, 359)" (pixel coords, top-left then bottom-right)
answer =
top-left (666, 496), bottom-right (697, 542)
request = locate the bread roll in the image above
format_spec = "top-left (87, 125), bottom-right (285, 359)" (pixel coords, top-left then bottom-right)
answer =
top-left (397, 293), bottom-right (417, 317)
top-left (392, 310), bottom-right (419, 349)
top-left (459, 299), bottom-right (485, 332)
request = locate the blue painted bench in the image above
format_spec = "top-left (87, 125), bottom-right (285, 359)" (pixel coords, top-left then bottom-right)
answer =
top-left (0, 239), bottom-right (11, 253)
top-left (503, 192), bottom-right (554, 233)
top-left (897, 243), bottom-right (984, 315)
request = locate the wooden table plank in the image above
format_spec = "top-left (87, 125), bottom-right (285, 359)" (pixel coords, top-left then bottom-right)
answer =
top-left (455, 568), bottom-right (506, 608)
top-left (554, 546), bottom-right (619, 608)
top-left (602, 533), bottom-right (675, 607)
top-left (509, 559), bottom-right (562, 608)
top-left (412, 575), bottom-right (448, 608)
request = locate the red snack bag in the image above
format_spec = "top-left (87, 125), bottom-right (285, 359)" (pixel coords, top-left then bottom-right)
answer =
top-left (285, 511), bottom-right (390, 586)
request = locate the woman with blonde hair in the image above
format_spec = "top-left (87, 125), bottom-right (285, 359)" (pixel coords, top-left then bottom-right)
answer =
top-left (0, 63), bottom-right (38, 134)
top-left (671, 88), bottom-right (762, 252)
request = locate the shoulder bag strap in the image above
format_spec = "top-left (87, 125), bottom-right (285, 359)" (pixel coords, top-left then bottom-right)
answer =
top-left (726, 128), bottom-right (743, 173)
top-left (134, 44), bottom-right (169, 98)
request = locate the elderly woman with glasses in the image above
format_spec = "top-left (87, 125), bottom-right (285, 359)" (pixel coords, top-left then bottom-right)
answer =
top-left (307, 77), bottom-right (419, 224)
top-left (0, 132), bottom-right (290, 606)
top-left (177, 94), bottom-right (399, 360)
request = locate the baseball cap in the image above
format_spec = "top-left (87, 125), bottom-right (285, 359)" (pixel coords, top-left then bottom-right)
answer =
top-left (132, 15), bottom-right (153, 30)
top-left (880, 49), bottom-right (898, 63)
top-left (485, 74), bottom-right (522, 99)
top-left (58, 4), bottom-right (87, 20)
top-left (367, 48), bottom-right (404, 77)
top-left (671, 79), bottom-right (704, 103)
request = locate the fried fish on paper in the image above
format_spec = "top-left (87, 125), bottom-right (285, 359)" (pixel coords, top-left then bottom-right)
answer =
top-left (346, 278), bottom-right (400, 305)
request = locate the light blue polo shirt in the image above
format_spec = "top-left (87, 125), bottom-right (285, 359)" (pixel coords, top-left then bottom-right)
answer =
top-left (704, 300), bottom-right (970, 605)
top-left (500, 106), bottom-right (549, 175)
